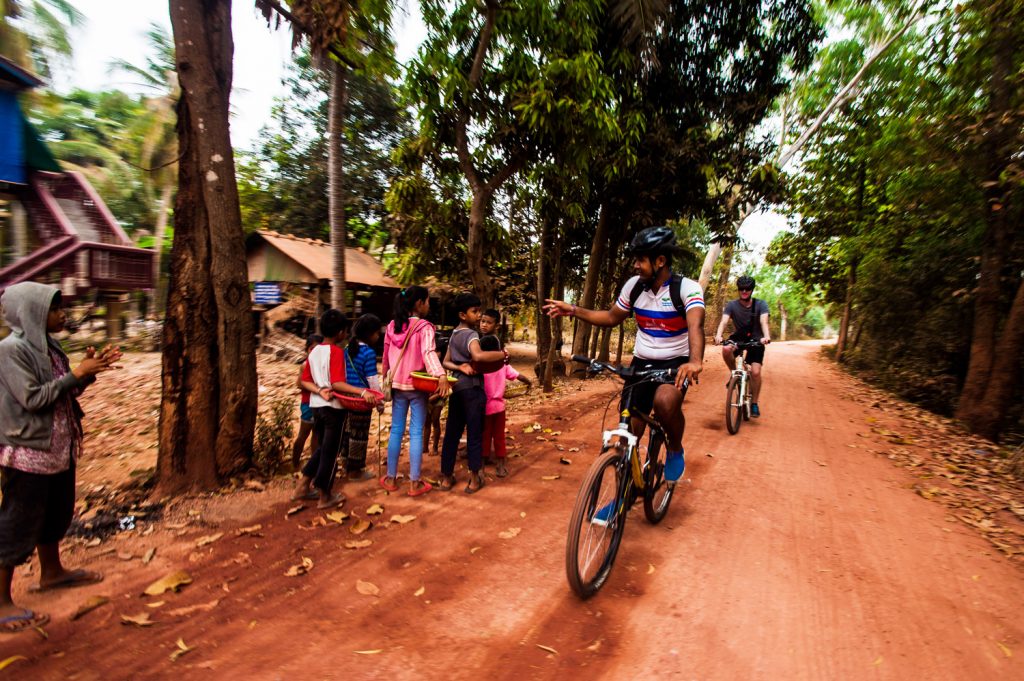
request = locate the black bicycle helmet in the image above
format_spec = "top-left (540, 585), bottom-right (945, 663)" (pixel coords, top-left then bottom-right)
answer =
top-left (737, 275), bottom-right (755, 290)
top-left (624, 226), bottom-right (680, 256)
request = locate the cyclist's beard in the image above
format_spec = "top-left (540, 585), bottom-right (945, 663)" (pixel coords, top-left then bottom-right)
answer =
top-left (637, 264), bottom-right (666, 291)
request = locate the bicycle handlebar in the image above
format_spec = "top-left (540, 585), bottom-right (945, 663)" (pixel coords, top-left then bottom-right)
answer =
top-left (723, 339), bottom-right (765, 349)
top-left (571, 355), bottom-right (689, 387)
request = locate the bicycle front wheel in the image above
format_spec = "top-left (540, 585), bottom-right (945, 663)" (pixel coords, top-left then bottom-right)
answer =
top-left (643, 431), bottom-right (674, 523)
top-left (566, 449), bottom-right (627, 599)
top-left (725, 377), bottom-right (743, 434)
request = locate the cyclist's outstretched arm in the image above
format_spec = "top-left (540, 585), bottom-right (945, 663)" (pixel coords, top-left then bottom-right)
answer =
top-left (759, 311), bottom-right (771, 344)
top-left (542, 299), bottom-right (629, 328)
top-left (714, 313), bottom-right (731, 345)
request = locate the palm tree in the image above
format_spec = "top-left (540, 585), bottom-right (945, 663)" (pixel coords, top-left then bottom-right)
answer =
top-left (111, 23), bottom-right (178, 314)
top-left (0, 0), bottom-right (84, 79)
top-left (257, 0), bottom-right (396, 313)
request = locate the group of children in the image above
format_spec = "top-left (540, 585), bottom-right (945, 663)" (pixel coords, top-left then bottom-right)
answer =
top-left (292, 286), bottom-right (531, 502)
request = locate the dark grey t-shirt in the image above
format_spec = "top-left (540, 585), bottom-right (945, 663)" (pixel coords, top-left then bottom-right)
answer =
top-left (724, 298), bottom-right (770, 340)
top-left (448, 327), bottom-right (483, 392)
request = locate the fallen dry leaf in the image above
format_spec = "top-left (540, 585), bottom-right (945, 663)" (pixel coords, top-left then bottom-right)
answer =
top-left (356, 580), bottom-right (380, 597)
top-left (414, 586), bottom-right (425, 597)
top-left (325, 511), bottom-right (349, 524)
top-left (142, 548), bottom-right (156, 564)
top-left (345, 539), bottom-right (373, 549)
top-left (559, 457), bottom-right (572, 465)
top-left (143, 571), bottom-right (193, 596)
top-left (121, 612), bottom-right (155, 627)
top-left (0, 656), bottom-right (27, 671)
top-left (170, 638), bottom-right (194, 662)
top-left (284, 557), bottom-right (314, 577)
top-left (286, 504), bottom-right (305, 517)
top-left (541, 475), bottom-right (561, 481)
top-left (236, 524), bottom-right (263, 536)
top-left (70, 595), bottom-right (109, 621)
top-left (498, 527), bottom-right (521, 539)
top-left (647, 564), bottom-right (656, 574)
top-left (568, 447), bottom-right (580, 452)
top-left (167, 599), bottom-right (220, 617)
top-left (470, 546), bottom-right (482, 554)
top-left (390, 514), bottom-right (416, 525)
top-left (536, 644), bottom-right (558, 655)
top-left (520, 511), bottom-right (526, 518)
top-left (997, 641), bottom-right (1013, 658)
top-left (195, 532), bottom-right (224, 548)
top-left (366, 504), bottom-right (384, 516)
top-left (354, 650), bottom-right (383, 655)
top-left (85, 537), bottom-right (101, 548)
top-left (146, 601), bottom-right (165, 609)
top-left (586, 639), bottom-right (602, 652)
top-left (350, 519), bottom-right (372, 535)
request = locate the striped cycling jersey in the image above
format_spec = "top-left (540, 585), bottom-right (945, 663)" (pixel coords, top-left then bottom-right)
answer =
top-left (615, 275), bottom-right (705, 360)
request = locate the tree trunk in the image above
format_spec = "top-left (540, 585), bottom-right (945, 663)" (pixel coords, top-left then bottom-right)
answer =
top-left (467, 190), bottom-right (495, 306)
top-left (835, 260), bottom-right (857, 362)
top-left (150, 182), bottom-right (174, 316)
top-left (778, 300), bottom-right (788, 341)
top-left (958, 3), bottom-right (1020, 436)
top-left (328, 59), bottom-right (348, 312)
top-left (160, 0), bottom-right (257, 493)
top-left (535, 212), bottom-right (553, 374)
top-left (709, 242), bottom-right (734, 333)
top-left (571, 204), bottom-right (610, 357)
top-left (598, 326), bottom-right (612, 362)
top-left (698, 240), bottom-right (722, 291)
top-left (544, 253), bottom-right (564, 393)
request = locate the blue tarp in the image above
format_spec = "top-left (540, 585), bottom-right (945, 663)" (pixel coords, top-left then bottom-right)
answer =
top-left (0, 92), bottom-right (26, 184)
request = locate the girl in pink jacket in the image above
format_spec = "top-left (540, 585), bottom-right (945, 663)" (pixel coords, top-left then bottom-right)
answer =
top-left (381, 286), bottom-right (449, 496)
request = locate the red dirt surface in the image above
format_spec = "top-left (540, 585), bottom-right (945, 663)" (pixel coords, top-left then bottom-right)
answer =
top-left (1, 341), bottom-right (1021, 679)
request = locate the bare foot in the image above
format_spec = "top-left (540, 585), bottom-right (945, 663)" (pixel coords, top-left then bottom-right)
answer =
top-left (32, 568), bottom-right (103, 592)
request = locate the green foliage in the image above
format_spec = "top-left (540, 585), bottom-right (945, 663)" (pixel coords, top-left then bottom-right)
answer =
top-left (774, 0), bottom-right (1024, 423)
top-left (0, 0), bottom-right (84, 79)
top-left (253, 397), bottom-right (295, 477)
top-left (237, 52), bottom-right (411, 243)
top-left (746, 263), bottom-right (830, 339)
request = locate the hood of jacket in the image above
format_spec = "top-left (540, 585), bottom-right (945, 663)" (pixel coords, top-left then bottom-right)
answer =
top-left (1, 281), bottom-right (60, 355)
top-left (386, 317), bottom-right (424, 348)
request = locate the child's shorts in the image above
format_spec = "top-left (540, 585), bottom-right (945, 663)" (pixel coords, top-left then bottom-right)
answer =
top-left (0, 464), bottom-right (76, 568)
top-left (300, 403), bottom-right (314, 423)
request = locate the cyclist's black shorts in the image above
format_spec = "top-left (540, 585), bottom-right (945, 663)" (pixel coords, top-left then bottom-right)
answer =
top-left (728, 335), bottom-right (766, 365)
top-left (620, 356), bottom-right (688, 416)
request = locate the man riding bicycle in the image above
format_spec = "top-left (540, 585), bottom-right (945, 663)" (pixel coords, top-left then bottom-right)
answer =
top-left (714, 275), bottom-right (770, 417)
top-left (543, 226), bottom-right (705, 483)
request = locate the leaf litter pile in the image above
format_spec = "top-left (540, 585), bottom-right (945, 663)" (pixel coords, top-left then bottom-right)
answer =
top-left (842, 381), bottom-right (1024, 564)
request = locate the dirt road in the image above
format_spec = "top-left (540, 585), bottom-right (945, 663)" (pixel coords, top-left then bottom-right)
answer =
top-left (3, 341), bottom-right (1021, 679)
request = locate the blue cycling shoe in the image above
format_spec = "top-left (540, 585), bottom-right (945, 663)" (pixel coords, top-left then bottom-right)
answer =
top-left (591, 500), bottom-right (617, 527)
top-left (664, 450), bottom-right (685, 482)
top-left (751, 403), bottom-right (761, 418)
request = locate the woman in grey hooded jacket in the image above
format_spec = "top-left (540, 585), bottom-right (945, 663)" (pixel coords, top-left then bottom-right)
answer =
top-left (0, 281), bottom-right (120, 633)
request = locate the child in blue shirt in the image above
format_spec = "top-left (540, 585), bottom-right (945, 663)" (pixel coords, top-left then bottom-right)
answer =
top-left (342, 314), bottom-right (383, 480)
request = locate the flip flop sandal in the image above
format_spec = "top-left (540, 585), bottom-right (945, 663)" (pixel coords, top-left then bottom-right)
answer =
top-left (29, 569), bottom-right (103, 593)
top-left (437, 475), bottom-right (456, 492)
top-left (408, 481), bottom-right (433, 497)
top-left (316, 493), bottom-right (346, 510)
top-left (379, 476), bottom-right (399, 492)
top-left (0, 608), bottom-right (50, 634)
top-left (495, 462), bottom-right (509, 478)
top-left (464, 475), bottom-right (485, 495)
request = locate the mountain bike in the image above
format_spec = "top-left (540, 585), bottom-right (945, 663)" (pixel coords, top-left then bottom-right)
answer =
top-left (723, 340), bottom-right (762, 434)
top-left (565, 354), bottom-right (688, 599)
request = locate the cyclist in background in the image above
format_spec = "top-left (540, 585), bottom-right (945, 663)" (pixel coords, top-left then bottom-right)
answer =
top-left (543, 226), bottom-right (705, 483)
top-left (714, 275), bottom-right (770, 417)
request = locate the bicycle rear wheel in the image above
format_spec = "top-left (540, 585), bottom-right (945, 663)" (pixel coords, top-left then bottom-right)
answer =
top-left (642, 430), bottom-right (674, 523)
top-left (725, 377), bottom-right (743, 434)
top-left (565, 449), bottom-right (627, 599)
